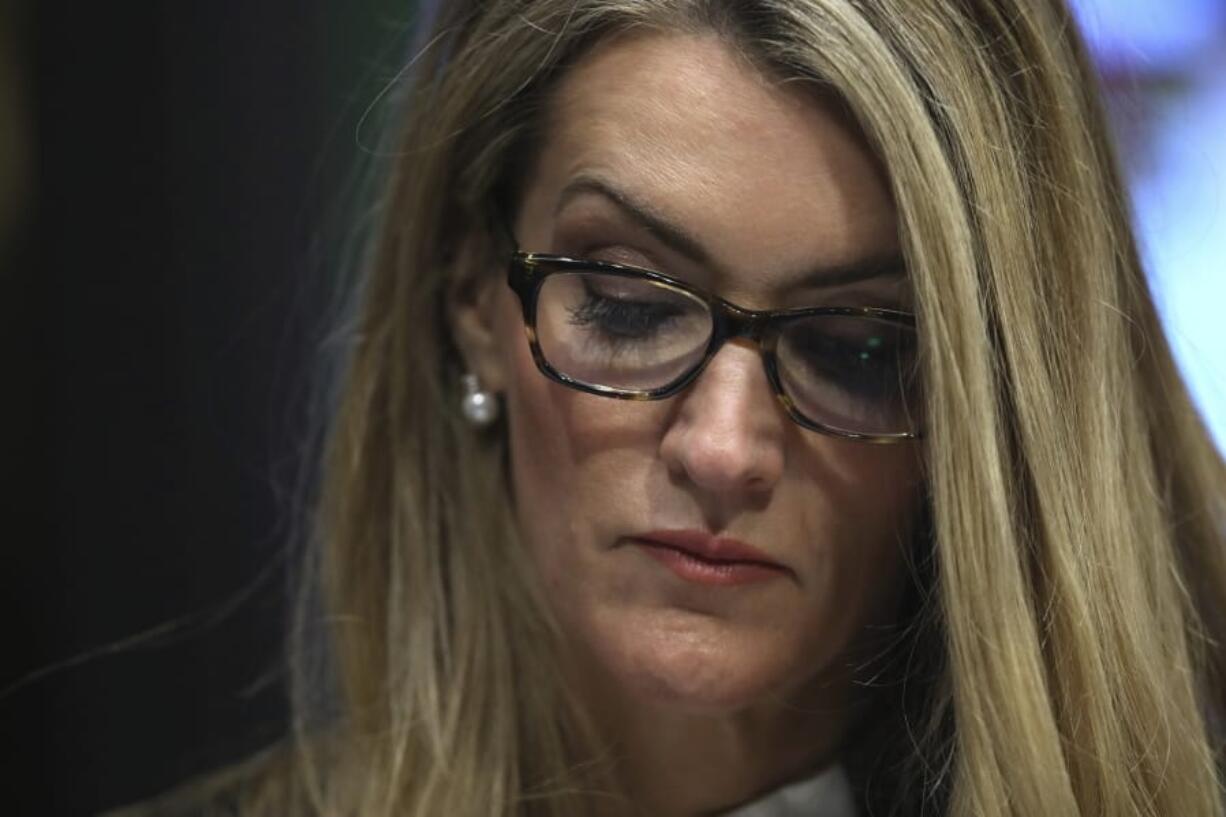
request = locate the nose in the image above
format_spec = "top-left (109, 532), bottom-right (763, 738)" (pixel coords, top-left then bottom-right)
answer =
top-left (659, 340), bottom-right (786, 505)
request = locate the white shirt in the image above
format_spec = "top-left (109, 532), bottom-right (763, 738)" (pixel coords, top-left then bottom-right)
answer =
top-left (722, 764), bottom-right (857, 817)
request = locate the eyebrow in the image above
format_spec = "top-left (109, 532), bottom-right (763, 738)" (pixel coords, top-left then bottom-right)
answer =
top-left (554, 174), bottom-right (908, 290)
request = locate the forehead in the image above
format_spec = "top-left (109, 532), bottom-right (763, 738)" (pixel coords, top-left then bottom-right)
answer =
top-left (519, 30), bottom-right (899, 282)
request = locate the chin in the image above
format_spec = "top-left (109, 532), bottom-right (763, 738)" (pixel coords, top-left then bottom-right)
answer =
top-left (602, 609), bottom-right (802, 713)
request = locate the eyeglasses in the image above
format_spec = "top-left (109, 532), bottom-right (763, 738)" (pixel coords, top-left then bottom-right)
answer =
top-left (506, 252), bottom-right (923, 442)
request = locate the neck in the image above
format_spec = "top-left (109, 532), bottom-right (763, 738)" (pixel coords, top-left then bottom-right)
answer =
top-left (572, 660), bottom-right (857, 816)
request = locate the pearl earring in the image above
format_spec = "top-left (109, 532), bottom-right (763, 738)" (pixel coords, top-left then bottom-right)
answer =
top-left (460, 373), bottom-right (499, 427)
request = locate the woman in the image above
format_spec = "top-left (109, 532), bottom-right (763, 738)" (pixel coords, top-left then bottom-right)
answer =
top-left (125, 0), bottom-right (1226, 814)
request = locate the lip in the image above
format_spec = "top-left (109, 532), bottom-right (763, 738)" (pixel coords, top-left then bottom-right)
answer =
top-left (630, 529), bottom-right (790, 586)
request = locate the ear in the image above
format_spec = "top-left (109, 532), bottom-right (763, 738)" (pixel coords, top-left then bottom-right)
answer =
top-left (446, 233), bottom-right (511, 393)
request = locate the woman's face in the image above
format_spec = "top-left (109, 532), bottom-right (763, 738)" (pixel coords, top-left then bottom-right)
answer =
top-left (457, 31), bottom-right (923, 713)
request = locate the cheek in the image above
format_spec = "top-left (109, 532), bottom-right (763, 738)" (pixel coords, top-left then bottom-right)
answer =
top-left (497, 286), bottom-right (567, 498)
top-left (503, 336), bottom-right (570, 521)
top-left (791, 441), bottom-right (923, 633)
top-left (502, 338), bottom-right (670, 667)
top-left (500, 313), bottom-right (660, 566)
top-left (794, 439), bottom-right (922, 546)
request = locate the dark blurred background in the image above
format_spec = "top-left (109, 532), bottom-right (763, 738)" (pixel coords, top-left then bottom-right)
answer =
top-left (4, 3), bottom-right (410, 814)
top-left (3, 2), bottom-right (1224, 816)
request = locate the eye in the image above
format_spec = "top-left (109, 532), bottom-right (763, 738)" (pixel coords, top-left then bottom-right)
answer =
top-left (534, 268), bottom-right (713, 376)
top-left (567, 276), bottom-right (687, 343)
top-left (781, 318), bottom-right (918, 399)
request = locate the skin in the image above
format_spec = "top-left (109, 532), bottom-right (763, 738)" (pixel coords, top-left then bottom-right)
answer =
top-left (453, 31), bottom-right (924, 816)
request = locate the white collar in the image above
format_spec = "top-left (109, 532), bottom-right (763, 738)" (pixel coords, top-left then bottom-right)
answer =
top-left (721, 764), bottom-right (857, 817)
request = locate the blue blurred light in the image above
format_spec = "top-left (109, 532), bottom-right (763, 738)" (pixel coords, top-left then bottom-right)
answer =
top-left (1131, 68), bottom-right (1226, 453)
top-left (1070, 0), bottom-right (1226, 453)
top-left (1069, 0), bottom-right (1226, 69)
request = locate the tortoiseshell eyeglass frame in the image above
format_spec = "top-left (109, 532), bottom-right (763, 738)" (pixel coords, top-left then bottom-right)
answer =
top-left (506, 250), bottom-right (923, 443)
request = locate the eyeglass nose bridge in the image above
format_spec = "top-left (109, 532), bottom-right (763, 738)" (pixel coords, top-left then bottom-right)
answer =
top-left (678, 298), bottom-right (789, 405)
top-left (705, 298), bottom-right (782, 355)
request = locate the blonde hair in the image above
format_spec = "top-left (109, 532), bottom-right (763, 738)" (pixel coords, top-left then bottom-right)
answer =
top-left (176, 1), bottom-right (1226, 815)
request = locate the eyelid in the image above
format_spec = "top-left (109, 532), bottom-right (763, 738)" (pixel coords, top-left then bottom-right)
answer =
top-left (571, 241), bottom-right (674, 277)
top-left (553, 216), bottom-right (689, 275)
top-left (584, 244), bottom-right (649, 266)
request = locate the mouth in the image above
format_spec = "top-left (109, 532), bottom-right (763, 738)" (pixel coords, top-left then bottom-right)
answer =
top-left (629, 529), bottom-right (791, 586)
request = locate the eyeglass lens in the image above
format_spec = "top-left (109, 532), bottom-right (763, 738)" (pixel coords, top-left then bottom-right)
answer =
top-left (536, 271), bottom-right (712, 391)
top-left (533, 268), bottom-right (920, 435)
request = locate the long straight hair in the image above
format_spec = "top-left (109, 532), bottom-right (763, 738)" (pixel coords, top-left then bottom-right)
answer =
top-left (252, 1), bottom-right (1226, 815)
